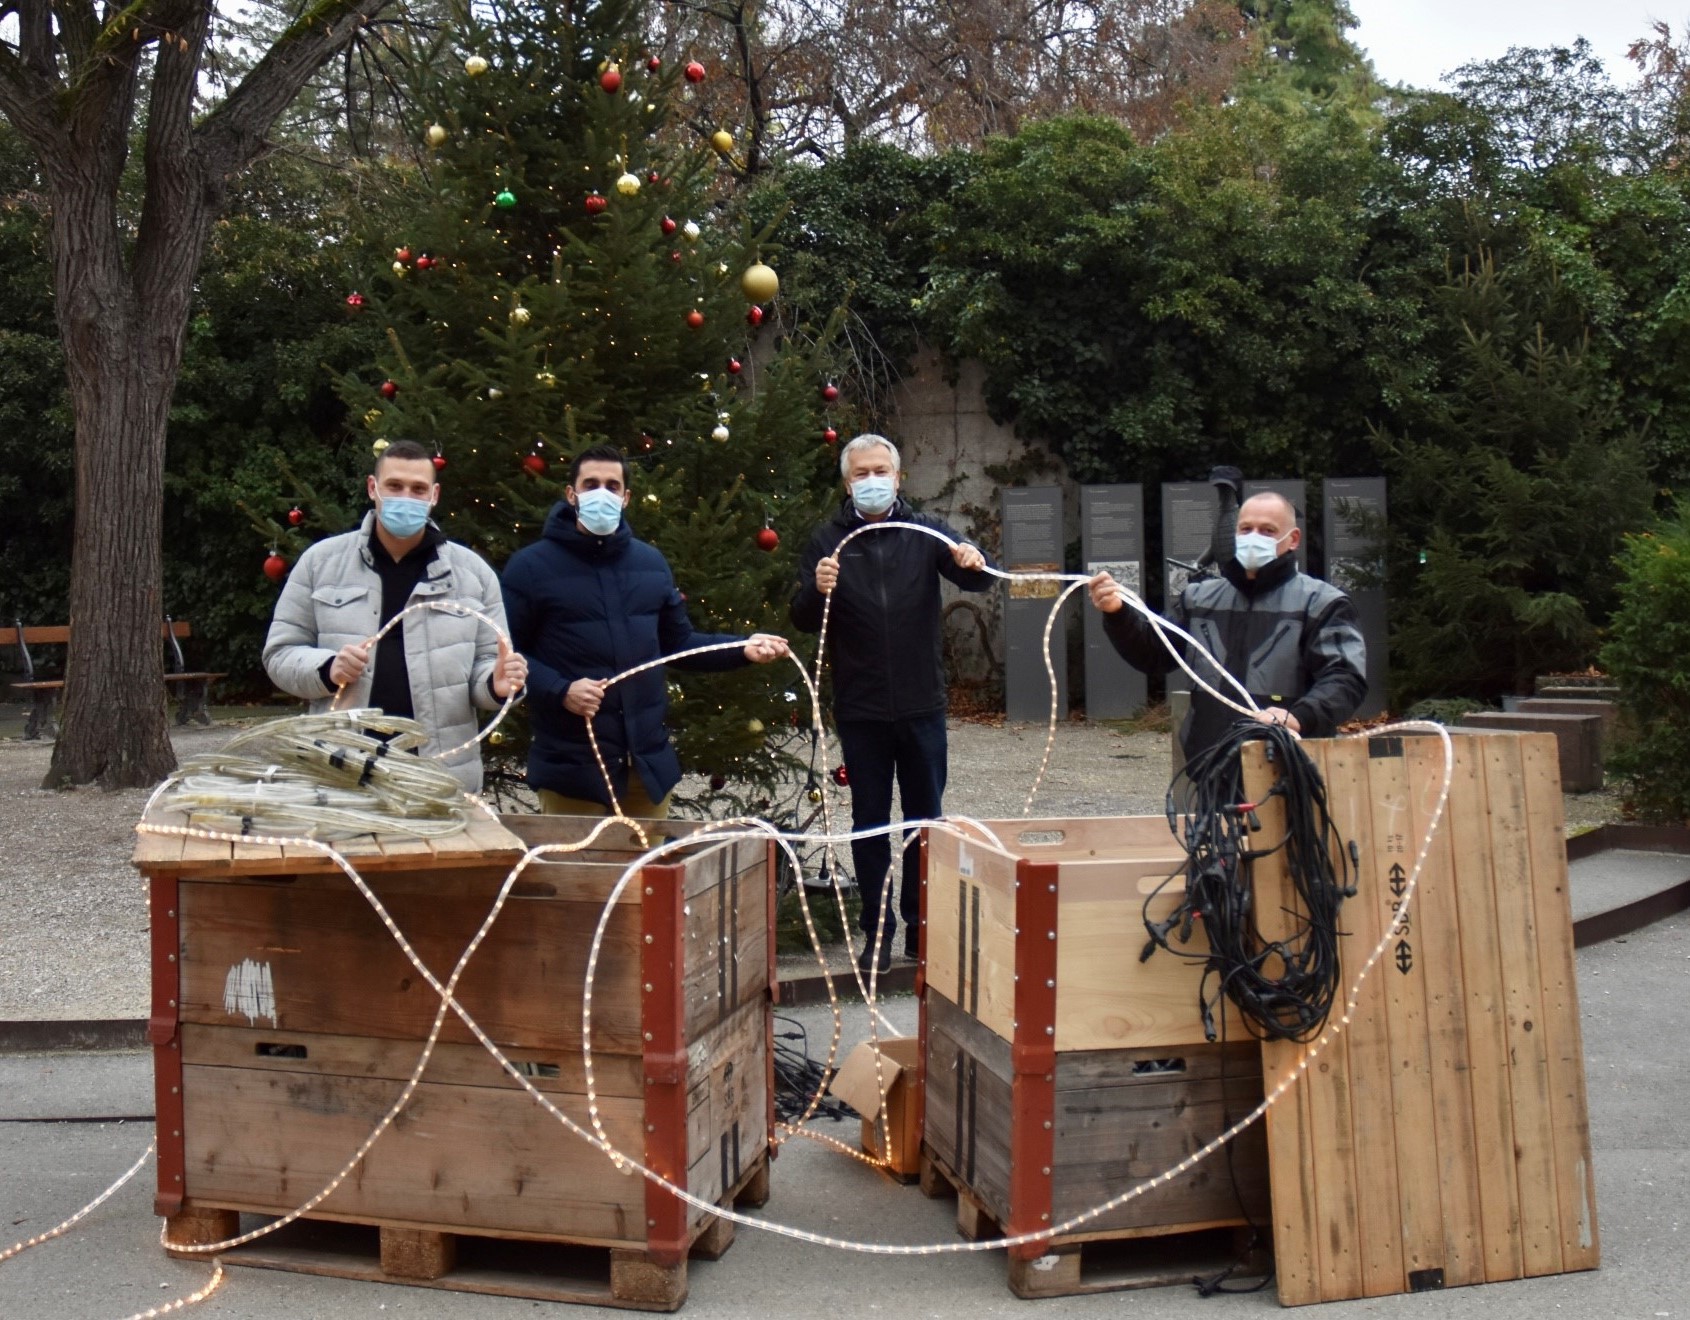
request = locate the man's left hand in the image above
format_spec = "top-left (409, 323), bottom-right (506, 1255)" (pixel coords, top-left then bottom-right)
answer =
top-left (492, 638), bottom-right (528, 699)
top-left (743, 633), bottom-right (790, 663)
top-left (951, 542), bottom-right (986, 572)
top-left (1254, 706), bottom-right (1301, 734)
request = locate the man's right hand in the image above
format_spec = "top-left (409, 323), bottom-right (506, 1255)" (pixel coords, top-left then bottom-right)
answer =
top-left (329, 640), bottom-right (372, 686)
top-left (1088, 571), bottom-right (1124, 614)
top-left (815, 554), bottom-right (840, 595)
top-left (565, 678), bottom-right (608, 717)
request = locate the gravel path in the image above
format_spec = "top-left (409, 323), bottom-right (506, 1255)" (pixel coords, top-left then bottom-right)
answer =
top-left (0, 714), bottom-right (1622, 1022)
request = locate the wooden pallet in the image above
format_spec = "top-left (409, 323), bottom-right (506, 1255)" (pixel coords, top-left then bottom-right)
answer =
top-left (165, 1161), bottom-right (770, 1311)
top-left (1247, 732), bottom-right (1599, 1305)
top-left (919, 1152), bottom-right (1270, 1298)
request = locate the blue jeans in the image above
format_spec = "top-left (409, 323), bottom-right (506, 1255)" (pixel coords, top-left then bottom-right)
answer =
top-left (835, 712), bottom-right (948, 943)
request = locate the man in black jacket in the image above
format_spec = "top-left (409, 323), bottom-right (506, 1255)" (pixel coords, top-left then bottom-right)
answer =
top-left (1088, 491), bottom-right (1366, 762)
top-left (791, 434), bottom-right (995, 971)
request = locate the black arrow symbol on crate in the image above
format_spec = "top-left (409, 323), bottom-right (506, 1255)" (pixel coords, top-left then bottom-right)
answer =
top-left (1395, 940), bottom-right (1414, 975)
top-left (1388, 863), bottom-right (1408, 897)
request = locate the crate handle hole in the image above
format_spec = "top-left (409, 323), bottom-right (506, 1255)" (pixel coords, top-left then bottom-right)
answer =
top-left (1016, 830), bottom-right (1066, 847)
top-left (1130, 1058), bottom-right (1186, 1076)
top-left (513, 1061), bottom-right (561, 1079)
top-left (255, 1042), bottom-right (308, 1059)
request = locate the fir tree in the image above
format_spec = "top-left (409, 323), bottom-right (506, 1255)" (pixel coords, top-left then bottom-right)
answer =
top-left (336, 0), bottom-right (844, 804)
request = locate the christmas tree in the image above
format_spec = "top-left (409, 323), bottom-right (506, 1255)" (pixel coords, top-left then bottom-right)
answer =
top-left (334, 0), bottom-right (846, 806)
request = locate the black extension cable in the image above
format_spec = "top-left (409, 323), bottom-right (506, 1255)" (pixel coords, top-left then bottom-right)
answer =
top-left (1142, 719), bottom-right (1357, 1045)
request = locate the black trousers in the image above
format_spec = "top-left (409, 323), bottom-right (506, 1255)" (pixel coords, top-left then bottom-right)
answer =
top-left (835, 712), bottom-right (948, 943)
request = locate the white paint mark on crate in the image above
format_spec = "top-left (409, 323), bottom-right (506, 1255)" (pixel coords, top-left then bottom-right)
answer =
top-left (223, 959), bottom-right (277, 1026)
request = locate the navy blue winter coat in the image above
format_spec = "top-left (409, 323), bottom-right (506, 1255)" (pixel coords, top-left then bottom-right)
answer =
top-left (502, 503), bottom-right (749, 806)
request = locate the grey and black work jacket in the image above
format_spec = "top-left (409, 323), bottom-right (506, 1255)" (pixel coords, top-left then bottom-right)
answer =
top-left (1101, 553), bottom-right (1367, 760)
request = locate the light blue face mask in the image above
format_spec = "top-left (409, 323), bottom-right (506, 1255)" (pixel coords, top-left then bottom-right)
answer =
top-left (575, 487), bottom-right (624, 536)
top-left (1234, 530), bottom-right (1286, 572)
top-left (377, 495), bottom-right (432, 538)
top-left (850, 474), bottom-right (897, 517)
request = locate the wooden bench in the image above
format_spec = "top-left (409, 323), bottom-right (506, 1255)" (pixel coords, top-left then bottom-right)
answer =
top-left (10, 618), bottom-right (227, 739)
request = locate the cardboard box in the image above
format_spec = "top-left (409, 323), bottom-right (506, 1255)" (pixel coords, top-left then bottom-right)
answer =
top-left (828, 1035), bottom-right (922, 1179)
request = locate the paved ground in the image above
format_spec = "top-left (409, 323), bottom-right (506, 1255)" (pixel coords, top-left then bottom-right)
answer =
top-left (4, 915), bottom-right (1689, 1318)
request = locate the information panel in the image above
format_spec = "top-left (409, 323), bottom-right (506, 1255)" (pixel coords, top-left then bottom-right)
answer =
top-left (1001, 486), bottom-right (1067, 722)
top-left (1323, 477), bottom-right (1389, 718)
top-left (1080, 484), bottom-right (1147, 719)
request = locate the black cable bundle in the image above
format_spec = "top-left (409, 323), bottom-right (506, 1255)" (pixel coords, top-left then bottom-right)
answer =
top-left (1143, 720), bottom-right (1357, 1044)
top-left (772, 1015), bottom-right (855, 1125)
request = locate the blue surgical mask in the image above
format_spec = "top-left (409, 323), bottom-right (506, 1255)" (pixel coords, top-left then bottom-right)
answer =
top-left (1235, 530), bottom-right (1286, 572)
top-left (850, 474), bottom-right (897, 517)
top-left (377, 495), bottom-right (432, 538)
top-left (575, 487), bottom-right (624, 536)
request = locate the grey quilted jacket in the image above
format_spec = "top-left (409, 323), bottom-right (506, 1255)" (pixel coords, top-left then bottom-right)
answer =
top-left (261, 513), bottom-right (507, 791)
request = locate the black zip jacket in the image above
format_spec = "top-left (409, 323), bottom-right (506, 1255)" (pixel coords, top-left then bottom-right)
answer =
top-left (790, 496), bottom-right (995, 721)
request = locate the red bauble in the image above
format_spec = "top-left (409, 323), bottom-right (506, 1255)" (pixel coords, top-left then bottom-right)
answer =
top-left (684, 60), bottom-right (706, 83)
top-left (648, 170), bottom-right (661, 184)
top-left (522, 453), bottom-right (547, 474)
top-left (756, 527), bottom-right (779, 551)
top-left (660, 215), bottom-right (677, 235)
top-left (686, 309), bottom-right (705, 328)
top-left (727, 357), bottom-right (743, 374)
top-left (415, 254), bottom-right (433, 271)
top-left (585, 193), bottom-right (607, 215)
top-left (600, 67), bottom-right (623, 93)
top-left (262, 553), bottom-right (288, 582)
top-left (380, 379), bottom-right (398, 399)
top-left (647, 55), bottom-right (662, 72)
top-left (821, 382), bottom-right (839, 402)
top-left (287, 506), bottom-right (304, 527)
top-left (832, 763), bottom-right (849, 787)
top-left (432, 454), bottom-right (447, 471)
top-left (345, 291), bottom-right (365, 310)
top-left (746, 304), bottom-right (764, 327)
top-left (670, 250), bottom-right (683, 263)
top-left (395, 246), bottom-right (411, 263)
top-left (823, 427), bottom-right (839, 445)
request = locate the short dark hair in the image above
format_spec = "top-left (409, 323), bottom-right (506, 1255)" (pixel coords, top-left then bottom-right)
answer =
top-left (571, 443), bottom-right (628, 485)
top-left (373, 438), bottom-right (433, 476)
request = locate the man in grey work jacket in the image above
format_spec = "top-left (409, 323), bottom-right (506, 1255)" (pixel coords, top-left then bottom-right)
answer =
top-left (263, 439), bottom-right (526, 792)
top-left (791, 433), bottom-right (995, 973)
top-left (1088, 490), bottom-right (1366, 762)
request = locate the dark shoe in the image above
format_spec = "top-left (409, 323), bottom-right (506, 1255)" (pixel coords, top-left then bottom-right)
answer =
top-left (857, 941), bottom-right (893, 975)
top-left (903, 929), bottom-right (921, 961)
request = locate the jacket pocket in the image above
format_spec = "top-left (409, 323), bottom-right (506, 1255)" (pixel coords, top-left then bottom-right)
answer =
top-left (311, 585), bottom-right (371, 610)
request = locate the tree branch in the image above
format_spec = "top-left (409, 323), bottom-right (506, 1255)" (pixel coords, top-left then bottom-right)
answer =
top-left (196, 0), bottom-right (403, 177)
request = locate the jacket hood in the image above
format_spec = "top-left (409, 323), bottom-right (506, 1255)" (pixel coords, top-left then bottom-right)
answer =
top-left (542, 499), bottom-right (633, 557)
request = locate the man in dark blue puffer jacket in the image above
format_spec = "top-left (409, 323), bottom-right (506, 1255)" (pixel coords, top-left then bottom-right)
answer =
top-left (503, 444), bottom-right (790, 817)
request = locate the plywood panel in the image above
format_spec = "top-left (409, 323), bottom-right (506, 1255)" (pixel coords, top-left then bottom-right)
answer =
top-left (924, 833), bottom-right (1017, 1041)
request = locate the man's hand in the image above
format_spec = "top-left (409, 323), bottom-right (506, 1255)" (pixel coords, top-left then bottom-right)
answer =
top-left (743, 633), bottom-right (790, 664)
top-left (565, 678), bottom-right (607, 717)
top-left (814, 554), bottom-right (840, 595)
top-left (492, 638), bottom-right (528, 699)
top-left (951, 542), bottom-right (986, 572)
top-left (329, 640), bottom-right (372, 687)
top-left (1254, 706), bottom-right (1302, 734)
top-left (1088, 571), bottom-right (1125, 614)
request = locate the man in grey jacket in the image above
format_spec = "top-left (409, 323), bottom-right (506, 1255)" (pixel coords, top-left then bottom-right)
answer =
top-left (1088, 491), bottom-right (1366, 762)
top-left (263, 440), bottom-right (526, 792)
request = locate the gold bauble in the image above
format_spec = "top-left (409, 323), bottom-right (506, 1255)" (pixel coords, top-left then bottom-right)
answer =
top-left (615, 172), bottom-right (641, 196)
top-left (747, 718), bottom-right (765, 735)
top-left (371, 437), bottom-right (389, 454)
top-left (711, 424), bottom-right (730, 443)
top-left (426, 123), bottom-right (448, 147)
top-left (710, 129), bottom-right (734, 155)
top-left (807, 788), bottom-right (823, 804)
top-left (510, 305), bottom-right (531, 325)
top-left (535, 369), bottom-right (558, 389)
top-left (464, 55), bottom-right (489, 77)
top-left (365, 409), bottom-right (383, 430)
top-left (740, 262), bottom-right (779, 303)
top-left (488, 730), bottom-right (505, 746)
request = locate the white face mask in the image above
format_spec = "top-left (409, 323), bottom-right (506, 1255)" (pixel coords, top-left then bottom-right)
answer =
top-left (1235, 529), bottom-right (1286, 572)
top-left (850, 473), bottom-right (897, 517)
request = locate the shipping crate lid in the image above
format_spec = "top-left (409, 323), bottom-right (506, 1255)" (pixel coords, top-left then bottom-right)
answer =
top-left (828, 1035), bottom-right (920, 1120)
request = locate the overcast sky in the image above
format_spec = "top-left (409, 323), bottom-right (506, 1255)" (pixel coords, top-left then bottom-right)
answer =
top-left (1345, 1), bottom-right (1674, 88)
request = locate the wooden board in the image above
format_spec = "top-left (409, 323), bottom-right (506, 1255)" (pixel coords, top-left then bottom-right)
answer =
top-left (1256, 732), bottom-right (1598, 1305)
top-left (923, 830), bottom-right (1018, 1041)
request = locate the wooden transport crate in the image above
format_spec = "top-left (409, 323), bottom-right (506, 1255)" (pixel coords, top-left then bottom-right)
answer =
top-left (920, 818), bottom-right (1270, 1298)
top-left (132, 810), bottom-right (775, 1311)
top-left (1248, 731), bottom-right (1599, 1305)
